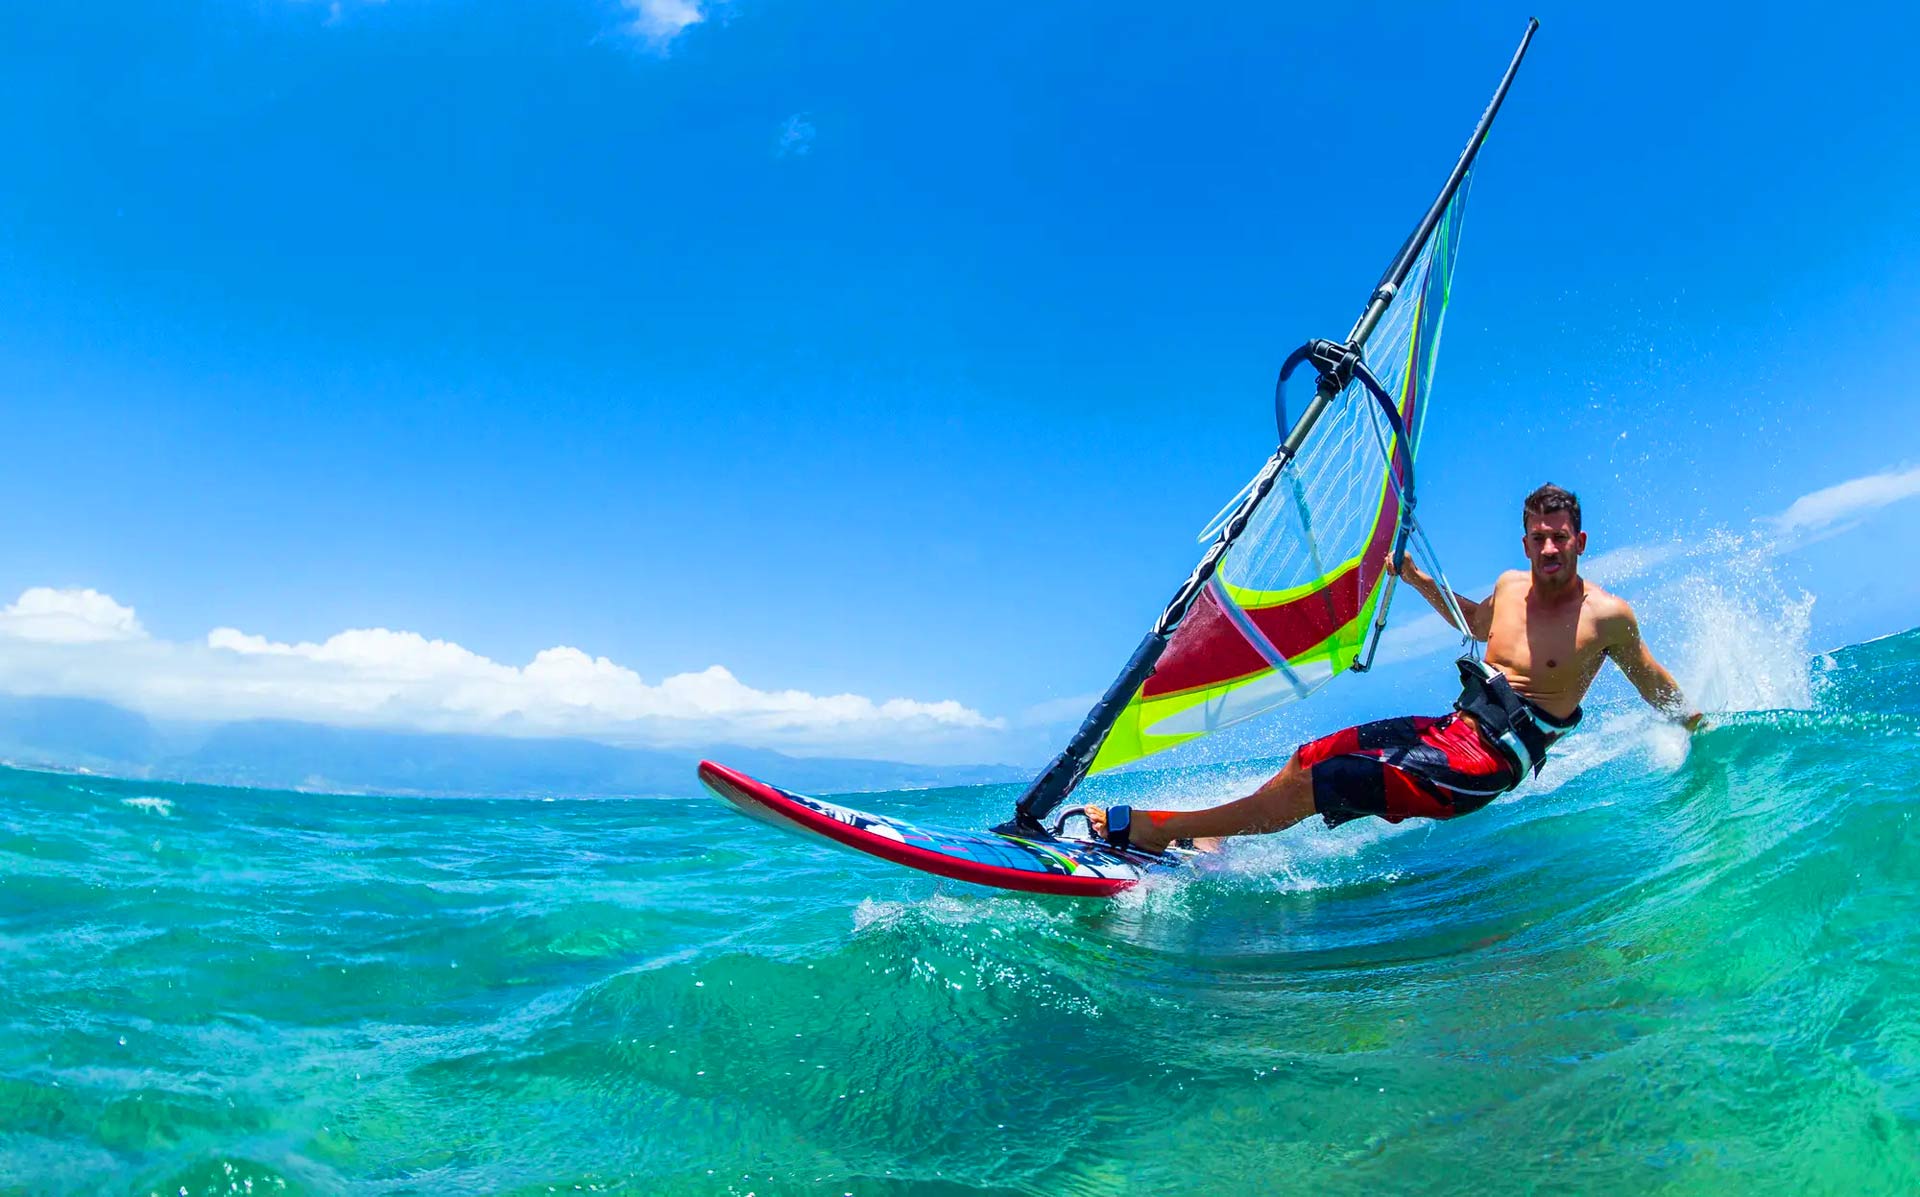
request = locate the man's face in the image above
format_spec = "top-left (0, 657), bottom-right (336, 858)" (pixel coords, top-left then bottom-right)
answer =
top-left (1523, 509), bottom-right (1586, 585)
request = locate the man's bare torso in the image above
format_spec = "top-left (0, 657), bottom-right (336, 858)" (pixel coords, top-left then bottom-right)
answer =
top-left (1482, 570), bottom-right (1629, 720)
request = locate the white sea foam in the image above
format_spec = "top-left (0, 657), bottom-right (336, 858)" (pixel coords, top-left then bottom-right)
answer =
top-left (851, 890), bottom-right (1079, 937)
top-left (1210, 813), bottom-right (1418, 894)
top-left (853, 893), bottom-right (981, 933)
top-left (1662, 533), bottom-right (1815, 713)
top-left (1608, 532), bottom-right (1812, 725)
top-left (120, 796), bottom-right (173, 817)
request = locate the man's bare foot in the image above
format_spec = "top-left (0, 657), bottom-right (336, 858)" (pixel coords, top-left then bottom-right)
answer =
top-left (1082, 810), bottom-right (1198, 856)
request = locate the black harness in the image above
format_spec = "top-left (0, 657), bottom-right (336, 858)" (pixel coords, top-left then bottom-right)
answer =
top-left (1454, 656), bottom-right (1581, 778)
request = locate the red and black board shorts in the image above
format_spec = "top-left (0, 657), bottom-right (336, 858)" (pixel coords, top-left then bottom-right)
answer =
top-left (1295, 713), bottom-right (1522, 828)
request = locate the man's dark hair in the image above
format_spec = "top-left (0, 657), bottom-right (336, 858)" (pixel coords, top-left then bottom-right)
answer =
top-left (1523, 483), bottom-right (1581, 534)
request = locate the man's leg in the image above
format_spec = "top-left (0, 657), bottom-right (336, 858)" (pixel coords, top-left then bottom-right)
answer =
top-left (1086, 755), bottom-right (1318, 854)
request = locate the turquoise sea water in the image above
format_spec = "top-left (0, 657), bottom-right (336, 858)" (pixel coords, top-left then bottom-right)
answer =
top-left (4, 628), bottom-right (1918, 1195)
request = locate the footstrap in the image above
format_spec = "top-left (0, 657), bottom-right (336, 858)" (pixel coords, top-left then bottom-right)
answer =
top-left (1049, 804), bottom-right (1132, 851)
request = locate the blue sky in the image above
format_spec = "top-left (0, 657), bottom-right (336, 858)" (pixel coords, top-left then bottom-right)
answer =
top-left (2, 2), bottom-right (1917, 764)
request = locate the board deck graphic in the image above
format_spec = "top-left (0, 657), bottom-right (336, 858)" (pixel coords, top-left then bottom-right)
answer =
top-left (698, 761), bottom-right (1186, 897)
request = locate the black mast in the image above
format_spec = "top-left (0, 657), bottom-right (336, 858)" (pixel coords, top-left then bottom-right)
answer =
top-left (1000, 19), bottom-right (1541, 835)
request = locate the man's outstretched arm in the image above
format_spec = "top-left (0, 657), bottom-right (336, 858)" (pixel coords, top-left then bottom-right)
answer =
top-left (1388, 555), bottom-right (1494, 642)
top-left (1608, 605), bottom-right (1704, 730)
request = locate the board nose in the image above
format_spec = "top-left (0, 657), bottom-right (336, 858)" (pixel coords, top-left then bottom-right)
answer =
top-left (697, 759), bottom-right (750, 792)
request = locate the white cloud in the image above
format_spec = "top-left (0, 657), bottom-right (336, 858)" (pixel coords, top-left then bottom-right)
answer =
top-left (1771, 464), bottom-right (1920, 535)
top-left (0, 587), bottom-right (1001, 759)
top-left (622, 0), bottom-right (705, 47)
top-left (0, 587), bottom-right (147, 644)
top-left (776, 113), bottom-right (816, 158)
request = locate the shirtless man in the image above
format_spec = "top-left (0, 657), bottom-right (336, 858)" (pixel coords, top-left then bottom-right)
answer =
top-left (1079, 484), bottom-right (1703, 854)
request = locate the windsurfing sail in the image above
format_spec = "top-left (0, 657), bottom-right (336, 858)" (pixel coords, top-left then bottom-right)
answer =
top-left (1004, 20), bottom-right (1540, 834)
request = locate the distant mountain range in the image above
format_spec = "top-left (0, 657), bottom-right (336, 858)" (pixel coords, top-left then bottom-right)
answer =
top-left (0, 693), bottom-right (1027, 798)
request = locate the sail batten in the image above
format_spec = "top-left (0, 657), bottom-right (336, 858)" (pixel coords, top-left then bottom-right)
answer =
top-left (1006, 22), bottom-right (1539, 831)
